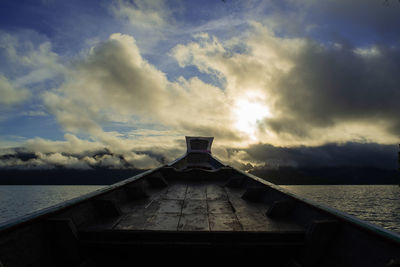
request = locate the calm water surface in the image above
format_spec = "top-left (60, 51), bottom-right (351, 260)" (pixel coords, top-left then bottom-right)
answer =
top-left (282, 185), bottom-right (400, 234)
top-left (0, 185), bottom-right (399, 235)
top-left (0, 185), bottom-right (104, 224)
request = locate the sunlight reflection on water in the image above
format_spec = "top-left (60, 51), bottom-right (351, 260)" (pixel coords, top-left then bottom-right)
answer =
top-left (282, 185), bottom-right (400, 234)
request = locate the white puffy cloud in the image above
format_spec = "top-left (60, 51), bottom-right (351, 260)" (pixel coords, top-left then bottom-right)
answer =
top-left (37, 152), bottom-right (91, 169)
top-left (0, 133), bottom-right (168, 169)
top-left (43, 33), bottom-right (241, 143)
top-left (24, 134), bottom-right (104, 155)
top-left (0, 74), bottom-right (30, 106)
top-left (39, 20), bottom-right (400, 153)
top-left (42, 33), bottom-right (167, 133)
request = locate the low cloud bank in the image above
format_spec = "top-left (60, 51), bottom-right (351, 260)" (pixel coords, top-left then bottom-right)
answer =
top-left (0, 148), bottom-right (162, 170)
top-left (1, 140), bottom-right (397, 171)
top-left (228, 142), bottom-right (399, 171)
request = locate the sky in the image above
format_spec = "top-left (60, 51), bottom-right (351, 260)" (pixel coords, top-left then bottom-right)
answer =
top-left (0, 0), bottom-right (399, 171)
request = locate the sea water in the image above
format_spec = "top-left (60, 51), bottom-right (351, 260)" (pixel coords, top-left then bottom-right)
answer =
top-left (281, 185), bottom-right (400, 234)
top-left (0, 185), bottom-right (104, 224)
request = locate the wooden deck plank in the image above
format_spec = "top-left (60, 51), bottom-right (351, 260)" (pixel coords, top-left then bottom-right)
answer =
top-left (186, 184), bottom-right (207, 200)
top-left (207, 200), bottom-right (233, 214)
top-left (146, 213), bottom-right (181, 231)
top-left (163, 184), bottom-right (187, 200)
top-left (178, 214), bottom-right (209, 231)
top-left (98, 182), bottom-right (304, 233)
top-left (234, 211), bottom-right (270, 232)
top-left (115, 198), bottom-right (162, 230)
top-left (120, 186), bottom-right (167, 214)
top-left (158, 200), bottom-right (183, 213)
top-left (182, 200), bottom-right (207, 214)
top-left (209, 213), bottom-right (242, 231)
top-left (206, 184), bottom-right (227, 200)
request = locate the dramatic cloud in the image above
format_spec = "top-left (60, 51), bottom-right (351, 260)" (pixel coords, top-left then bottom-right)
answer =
top-left (1, 1), bottom-right (400, 172)
top-left (172, 22), bottom-right (400, 145)
top-left (266, 42), bottom-right (400, 138)
top-left (43, 33), bottom-right (240, 142)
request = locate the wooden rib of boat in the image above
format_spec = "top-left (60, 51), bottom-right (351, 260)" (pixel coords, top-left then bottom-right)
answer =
top-left (0, 136), bottom-right (399, 267)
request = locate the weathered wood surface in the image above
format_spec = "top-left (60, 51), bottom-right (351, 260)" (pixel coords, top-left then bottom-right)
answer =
top-left (82, 181), bottom-right (304, 233)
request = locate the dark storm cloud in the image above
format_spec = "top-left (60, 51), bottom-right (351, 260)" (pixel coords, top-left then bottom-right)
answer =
top-left (172, 22), bottom-right (400, 143)
top-left (233, 142), bottom-right (398, 169)
top-left (265, 43), bottom-right (400, 137)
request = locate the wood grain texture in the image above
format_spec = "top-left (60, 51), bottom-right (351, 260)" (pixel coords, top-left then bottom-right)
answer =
top-left (108, 182), bottom-right (304, 233)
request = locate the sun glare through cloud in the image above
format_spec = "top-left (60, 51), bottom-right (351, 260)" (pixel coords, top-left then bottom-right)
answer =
top-left (233, 91), bottom-right (271, 141)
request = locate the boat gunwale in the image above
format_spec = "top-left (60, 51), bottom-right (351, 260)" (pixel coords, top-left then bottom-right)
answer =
top-left (0, 165), bottom-right (166, 234)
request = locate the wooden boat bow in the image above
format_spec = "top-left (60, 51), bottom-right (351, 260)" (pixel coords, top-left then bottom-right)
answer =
top-left (0, 136), bottom-right (399, 266)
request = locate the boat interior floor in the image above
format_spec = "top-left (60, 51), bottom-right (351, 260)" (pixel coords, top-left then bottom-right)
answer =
top-left (80, 181), bottom-right (305, 233)
top-left (78, 180), bottom-right (305, 265)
